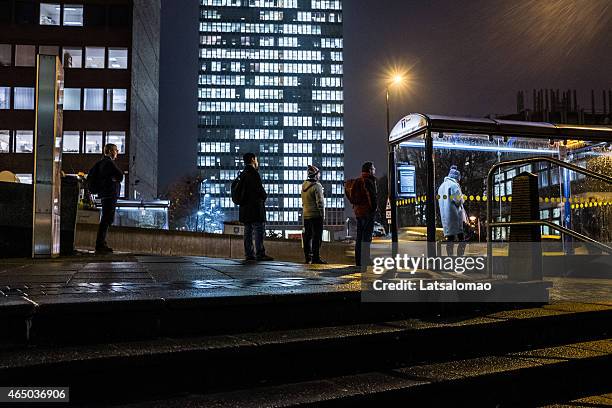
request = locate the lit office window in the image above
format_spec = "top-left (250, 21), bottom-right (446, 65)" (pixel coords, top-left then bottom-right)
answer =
top-left (106, 131), bottom-right (126, 154)
top-left (15, 131), bottom-right (33, 153)
top-left (62, 47), bottom-right (83, 68)
top-left (15, 45), bottom-right (35, 67)
top-left (63, 4), bottom-right (83, 26)
top-left (62, 131), bottom-right (80, 153)
top-left (107, 48), bottom-right (128, 69)
top-left (0, 87), bottom-right (10, 109)
top-left (85, 47), bottom-right (105, 68)
top-left (16, 174), bottom-right (33, 184)
top-left (14, 87), bottom-right (35, 110)
top-left (0, 44), bottom-right (11, 66)
top-left (0, 130), bottom-right (9, 152)
top-left (260, 10), bottom-right (283, 21)
top-left (83, 88), bottom-right (104, 111)
top-left (85, 131), bottom-right (103, 153)
top-left (39, 45), bottom-right (59, 55)
top-left (63, 88), bottom-right (81, 110)
top-left (106, 89), bottom-right (127, 111)
top-left (40, 3), bottom-right (60, 25)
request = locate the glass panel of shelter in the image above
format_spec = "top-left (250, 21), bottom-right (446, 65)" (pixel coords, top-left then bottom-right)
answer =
top-left (393, 133), bottom-right (612, 255)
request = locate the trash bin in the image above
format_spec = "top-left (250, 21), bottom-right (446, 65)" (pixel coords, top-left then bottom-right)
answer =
top-left (0, 181), bottom-right (33, 257)
top-left (0, 176), bottom-right (80, 258)
top-left (60, 175), bottom-right (80, 255)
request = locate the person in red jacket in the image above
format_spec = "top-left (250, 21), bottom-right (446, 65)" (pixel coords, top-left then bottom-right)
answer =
top-left (353, 161), bottom-right (378, 268)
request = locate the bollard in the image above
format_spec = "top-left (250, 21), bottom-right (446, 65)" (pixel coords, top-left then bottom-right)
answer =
top-left (508, 172), bottom-right (542, 281)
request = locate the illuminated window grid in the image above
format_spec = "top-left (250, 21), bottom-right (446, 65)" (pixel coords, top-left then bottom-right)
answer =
top-left (198, 0), bottom-right (344, 230)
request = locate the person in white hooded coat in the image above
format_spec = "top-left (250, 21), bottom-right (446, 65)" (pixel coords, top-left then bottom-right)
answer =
top-left (437, 165), bottom-right (467, 256)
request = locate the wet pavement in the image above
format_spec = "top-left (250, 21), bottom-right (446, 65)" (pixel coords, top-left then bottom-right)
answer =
top-left (0, 252), bottom-right (610, 305)
top-left (0, 253), bottom-right (362, 304)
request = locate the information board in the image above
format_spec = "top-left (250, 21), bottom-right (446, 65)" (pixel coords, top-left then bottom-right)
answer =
top-left (397, 163), bottom-right (416, 198)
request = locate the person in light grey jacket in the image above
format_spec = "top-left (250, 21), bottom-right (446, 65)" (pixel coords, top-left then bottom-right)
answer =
top-left (437, 165), bottom-right (467, 256)
top-left (301, 165), bottom-right (326, 264)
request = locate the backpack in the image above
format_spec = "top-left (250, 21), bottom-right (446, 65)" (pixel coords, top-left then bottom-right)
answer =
top-left (86, 161), bottom-right (102, 195)
top-left (345, 178), bottom-right (369, 205)
top-left (231, 171), bottom-right (244, 205)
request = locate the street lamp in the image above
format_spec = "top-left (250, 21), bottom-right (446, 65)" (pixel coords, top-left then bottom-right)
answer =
top-left (386, 72), bottom-right (406, 254)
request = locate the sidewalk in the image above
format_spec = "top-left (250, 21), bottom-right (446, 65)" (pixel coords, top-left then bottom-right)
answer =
top-left (1, 252), bottom-right (611, 306)
top-left (0, 252), bottom-right (362, 306)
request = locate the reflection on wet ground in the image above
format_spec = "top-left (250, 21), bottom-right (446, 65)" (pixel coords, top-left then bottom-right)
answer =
top-left (0, 253), bottom-right (609, 303)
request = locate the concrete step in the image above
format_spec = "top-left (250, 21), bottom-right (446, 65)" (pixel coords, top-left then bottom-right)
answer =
top-left (1, 303), bottom-right (610, 405)
top-left (1, 287), bottom-right (538, 346)
top-left (132, 339), bottom-right (611, 407)
top-left (539, 392), bottom-right (612, 407)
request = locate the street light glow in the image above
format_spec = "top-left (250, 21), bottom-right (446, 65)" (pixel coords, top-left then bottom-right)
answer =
top-left (383, 65), bottom-right (412, 94)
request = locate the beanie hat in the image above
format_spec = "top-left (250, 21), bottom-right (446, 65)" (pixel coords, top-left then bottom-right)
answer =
top-left (307, 164), bottom-right (320, 179)
top-left (448, 165), bottom-right (461, 181)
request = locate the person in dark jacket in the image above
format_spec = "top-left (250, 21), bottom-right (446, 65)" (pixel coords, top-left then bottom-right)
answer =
top-left (353, 161), bottom-right (378, 268)
top-left (91, 143), bottom-right (123, 253)
top-left (239, 153), bottom-right (273, 261)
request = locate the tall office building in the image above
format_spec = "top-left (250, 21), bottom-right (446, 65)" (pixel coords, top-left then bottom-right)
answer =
top-left (198, 0), bottom-right (344, 238)
top-left (0, 0), bottom-right (160, 200)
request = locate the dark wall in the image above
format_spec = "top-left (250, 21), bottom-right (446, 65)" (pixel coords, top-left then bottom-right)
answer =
top-left (0, 0), bottom-right (132, 188)
top-left (157, 0), bottom-right (199, 194)
top-left (130, 0), bottom-right (161, 199)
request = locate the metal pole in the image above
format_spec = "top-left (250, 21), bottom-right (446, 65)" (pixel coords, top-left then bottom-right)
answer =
top-left (386, 87), bottom-right (390, 139)
top-left (387, 88), bottom-right (399, 257)
top-left (388, 150), bottom-right (399, 249)
top-left (424, 130), bottom-right (436, 258)
top-left (197, 179), bottom-right (202, 232)
top-left (486, 171), bottom-right (494, 278)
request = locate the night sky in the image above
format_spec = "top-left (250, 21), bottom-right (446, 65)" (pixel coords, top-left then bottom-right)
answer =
top-left (158, 0), bottom-right (612, 192)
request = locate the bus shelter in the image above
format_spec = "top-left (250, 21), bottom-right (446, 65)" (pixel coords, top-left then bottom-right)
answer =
top-left (387, 113), bottom-right (612, 259)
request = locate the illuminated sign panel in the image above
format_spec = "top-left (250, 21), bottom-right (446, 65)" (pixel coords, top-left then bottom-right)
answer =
top-left (389, 114), bottom-right (427, 143)
top-left (397, 163), bottom-right (416, 198)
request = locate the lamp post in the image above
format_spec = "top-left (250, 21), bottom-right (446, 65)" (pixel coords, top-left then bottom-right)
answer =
top-left (196, 211), bottom-right (205, 232)
top-left (386, 74), bottom-right (405, 256)
top-left (196, 178), bottom-right (208, 232)
top-left (385, 75), bottom-right (404, 137)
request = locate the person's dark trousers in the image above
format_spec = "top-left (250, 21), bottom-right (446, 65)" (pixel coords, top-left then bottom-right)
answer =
top-left (445, 233), bottom-right (466, 256)
top-left (244, 222), bottom-right (266, 258)
top-left (303, 217), bottom-right (323, 261)
top-left (96, 197), bottom-right (117, 249)
top-left (355, 215), bottom-right (375, 266)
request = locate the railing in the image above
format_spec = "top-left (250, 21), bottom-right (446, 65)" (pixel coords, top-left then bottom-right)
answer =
top-left (486, 156), bottom-right (612, 278)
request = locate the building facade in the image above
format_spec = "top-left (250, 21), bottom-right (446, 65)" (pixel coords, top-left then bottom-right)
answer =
top-left (0, 0), bottom-right (160, 199)
top-left (198, 0), bottom-right (345, 238)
